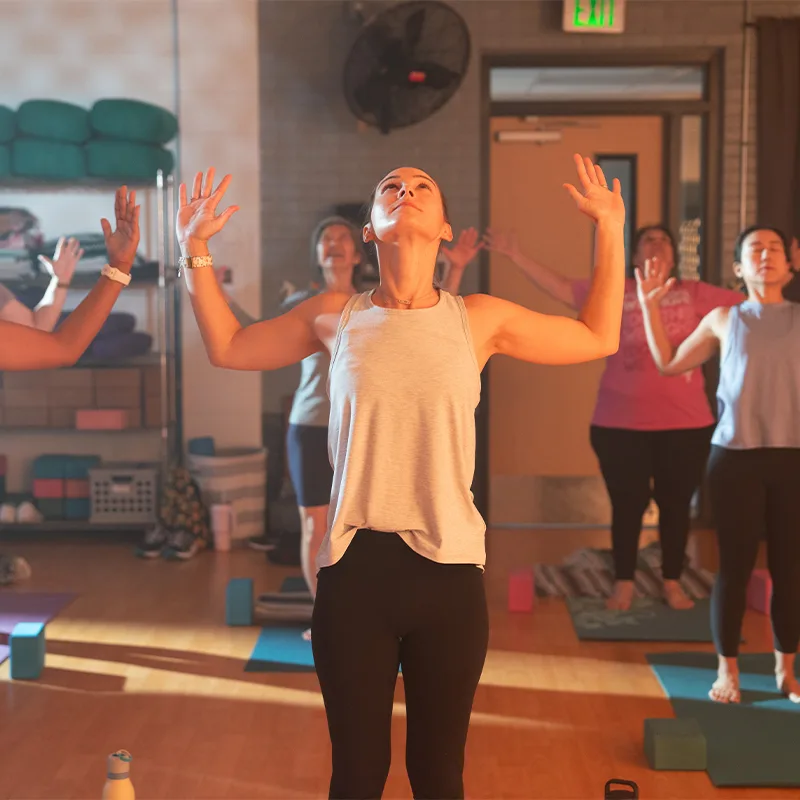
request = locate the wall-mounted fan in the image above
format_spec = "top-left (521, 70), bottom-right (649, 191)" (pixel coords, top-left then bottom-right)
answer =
top-left (343, 1), bottom-right (471, 134)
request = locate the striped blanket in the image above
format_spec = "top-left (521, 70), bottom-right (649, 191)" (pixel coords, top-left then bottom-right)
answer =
top-left (534, 544), bottom-right (715, 599)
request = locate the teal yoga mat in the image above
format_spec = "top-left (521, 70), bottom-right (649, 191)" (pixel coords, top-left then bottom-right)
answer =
top-left (647, 651), bottom-right (800, 787)
top-left (567, 597), bottom-right (719, 642)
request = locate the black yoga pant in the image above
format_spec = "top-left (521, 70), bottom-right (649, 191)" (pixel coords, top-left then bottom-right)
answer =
top-left (706, 446), bottom-right (800, 657)
top-left (590, 425), bottom-right (713, 581)
top-left (311, 530), bottom-right (489, 799)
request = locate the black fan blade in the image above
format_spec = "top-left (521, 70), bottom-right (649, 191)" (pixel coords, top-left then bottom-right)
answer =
top-left (408, 61), bottom-right (460, 91)
top-left (353, 72), bottom-right (390, 117)
top-left (403, 8), bottom-right (426, 55)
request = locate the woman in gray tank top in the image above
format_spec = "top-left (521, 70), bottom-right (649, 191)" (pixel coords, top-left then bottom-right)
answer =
top-left (638, 226), bottom-right (800, 706)
top-left (222, 218), bottom-right (482, 638)
top-left (178, 157), bottom-right (626, 798)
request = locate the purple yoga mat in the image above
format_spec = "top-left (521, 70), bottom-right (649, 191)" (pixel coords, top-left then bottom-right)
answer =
top-left (0, 592), bottom-right (76, 635)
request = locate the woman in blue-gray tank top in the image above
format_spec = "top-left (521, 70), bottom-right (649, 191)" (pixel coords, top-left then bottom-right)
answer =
top-left (638, 225), bottom-right (800, 705)
top-left (178, 158), bottom-right (626, 799)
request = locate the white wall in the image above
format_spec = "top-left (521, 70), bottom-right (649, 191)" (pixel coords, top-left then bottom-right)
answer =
top-left (0, 0), bottom-right (262, 490)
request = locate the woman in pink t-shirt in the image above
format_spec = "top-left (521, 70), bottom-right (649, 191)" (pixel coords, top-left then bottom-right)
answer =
top-left (486, 225), bottom-right (743, 611)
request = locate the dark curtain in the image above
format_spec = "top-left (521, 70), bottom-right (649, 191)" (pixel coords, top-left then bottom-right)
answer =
top-left (756, 18), bottom-right (800, 242)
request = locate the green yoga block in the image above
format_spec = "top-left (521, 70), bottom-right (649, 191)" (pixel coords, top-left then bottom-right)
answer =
top-left (90, 99), bottom-right (178, 145)
top-left (12, 138), bottom-right (85, 181)
top-left (17, 100), bottom-right (90, 144)
top-left (0, 105), bottom-right (14, 143)
top-left (644, 718), bottom-right (706, 771)
top-left (0, 144), bottom-right (8, 177)
top-left (10, 622), bottom-right (46, 680)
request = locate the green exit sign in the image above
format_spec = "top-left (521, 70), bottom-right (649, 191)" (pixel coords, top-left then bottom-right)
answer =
top-left (563, 0), bottom-right (626, 33)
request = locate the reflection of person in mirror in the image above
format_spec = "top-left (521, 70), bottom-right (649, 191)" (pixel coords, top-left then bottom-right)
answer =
top-left (0, 237), bottom-right (83, 331)
top-left (0, 189), bottom-right (138, 371)
top-left (485, 223), bottom-right (743, 612)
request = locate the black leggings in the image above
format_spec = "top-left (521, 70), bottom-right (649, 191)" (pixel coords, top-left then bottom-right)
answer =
top-left (707, 446), bottom-right (800, 657)
top-left (590, 425), bottom-right (713, 581)
top-left (311, 530), bottom-right (488, 799)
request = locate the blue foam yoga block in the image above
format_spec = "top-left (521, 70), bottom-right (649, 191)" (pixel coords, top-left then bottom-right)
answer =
top-left (10, 621), bottom-right (46, 680)
top-left (64, 498), bottom-right (91, 520)
top-left (63, 456), bottom-right (101, 479)
top-left (644, 717), bottom-right (706, 770)
top-left (33, 455), bottom-right (71, 479)
top-left (226, 578), bottom-right (253, 626)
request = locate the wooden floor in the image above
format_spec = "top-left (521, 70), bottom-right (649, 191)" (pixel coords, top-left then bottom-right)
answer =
top-left (0, 532), bottom-right (787, 799)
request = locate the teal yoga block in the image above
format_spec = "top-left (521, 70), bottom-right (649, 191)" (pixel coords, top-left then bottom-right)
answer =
top-left (226, 578), bottom-right (253, 626)
top-left (644, 718), bottom-right (706, 771)
top-left (10, 622), bottom-right (46, 680)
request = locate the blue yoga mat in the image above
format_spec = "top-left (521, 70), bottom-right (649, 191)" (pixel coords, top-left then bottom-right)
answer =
top-left (245, 576), bottom-right (314, 673)
top-left (245, 625), bottom-right (314, 673)
top-left (648, 652), bottom-right (800, 787)
top-left (568, 597), bottom-right (720, 642)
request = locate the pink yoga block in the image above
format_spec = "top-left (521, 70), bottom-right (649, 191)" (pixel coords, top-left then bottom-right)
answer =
top-left (75, 409), bottom-right (129, 430)
top-left (32, 478), bottom-right (64, 499)
top-left (747, 569), bottom-right (772, 614)
top-left (508, 568), bottom-right (535, 612)
top-left (65, 479), bottom-right (90, 499)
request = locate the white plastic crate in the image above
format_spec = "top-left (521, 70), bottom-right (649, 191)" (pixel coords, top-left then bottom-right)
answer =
top-left (89, 463), bottom-right (159, 524)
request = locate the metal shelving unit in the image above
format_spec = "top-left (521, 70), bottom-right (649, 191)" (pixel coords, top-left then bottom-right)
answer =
top-left (0, 170), bottom-right (181, 536)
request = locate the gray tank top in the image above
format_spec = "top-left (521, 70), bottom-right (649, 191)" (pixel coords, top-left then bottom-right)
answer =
top-left (288, 350), bottom-right (331, 427)
top-left (712, 301), bottom-right (800, 449)
top-left (283, 288), bottom-right (330, 428)
top-left (316, 290), bottom-right (486, 570)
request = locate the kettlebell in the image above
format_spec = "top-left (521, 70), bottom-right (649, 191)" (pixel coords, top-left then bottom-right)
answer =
top-left (604, 778), bottom-right (638, 798)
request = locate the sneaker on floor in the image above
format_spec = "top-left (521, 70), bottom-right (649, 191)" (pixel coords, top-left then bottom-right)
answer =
top-left (247, 534), bottom-right (276, 552)
top-left (135, 525), bottom-right (168, 559)
top-left (162, 529), bottom-right (204, 561)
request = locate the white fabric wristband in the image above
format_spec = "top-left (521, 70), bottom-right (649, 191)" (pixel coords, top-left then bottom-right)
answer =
top-left (101, 264), bottom-right (131, 286)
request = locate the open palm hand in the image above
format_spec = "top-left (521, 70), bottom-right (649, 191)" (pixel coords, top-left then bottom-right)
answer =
top-left (563, 154), bottom-right (625, 227)
top-left (177, 168), bottom-right (239, 246)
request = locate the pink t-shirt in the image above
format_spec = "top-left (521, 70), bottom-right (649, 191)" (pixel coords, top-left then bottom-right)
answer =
top-left (572, 278), bottom-right (743, 430)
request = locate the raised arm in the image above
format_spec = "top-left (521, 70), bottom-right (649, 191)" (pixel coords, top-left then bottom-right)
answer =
top-left (0, 238), bottom-right (83, 331)
top-left (439, 227), bottom-right (483, 294)
top-left (467, 155), bottom-right (625, 367)
top-left (0, 188), bottom-right (139, 370)
top-left (636, 264), bottom-right (726, 375)
top-left (177, 169), bottom-right (332, 371)
top-left (483, 229), bottom-right (577, 309)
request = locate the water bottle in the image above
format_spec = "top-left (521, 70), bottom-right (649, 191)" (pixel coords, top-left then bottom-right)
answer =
top-left (102, 750), bottom-right (135, 799)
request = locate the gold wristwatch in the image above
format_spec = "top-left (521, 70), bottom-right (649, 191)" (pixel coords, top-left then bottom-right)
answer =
top-left (178, 255), bottom-right (213, 277)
